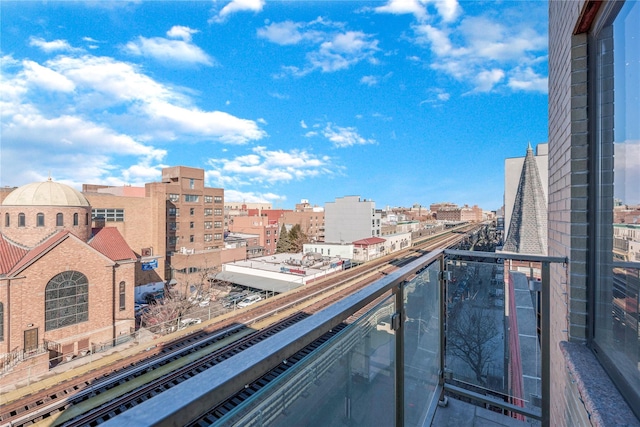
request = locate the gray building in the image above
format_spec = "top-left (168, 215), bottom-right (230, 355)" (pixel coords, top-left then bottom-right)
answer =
top-left (324, 196), bottom-right (381, 244)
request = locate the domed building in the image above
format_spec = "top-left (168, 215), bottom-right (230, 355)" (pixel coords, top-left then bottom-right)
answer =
top-left (0, 180), bottom-right (137, 383)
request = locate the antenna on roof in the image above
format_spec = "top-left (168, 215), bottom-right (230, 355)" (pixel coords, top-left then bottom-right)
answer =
top-left (47, 171), bottom-right (52, 181)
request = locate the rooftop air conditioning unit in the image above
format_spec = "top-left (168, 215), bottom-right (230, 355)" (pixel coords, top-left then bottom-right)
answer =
top-left (141, 247), bottom-right (152, 256)
top-left (180, 247), bottom-right (187, 254)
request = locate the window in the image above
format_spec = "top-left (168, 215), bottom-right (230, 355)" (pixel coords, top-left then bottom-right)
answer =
top-left (169, 222), bottom-right (178, 231)
top-left (169, 193), bottom-right (180, 202)
top-left (214, 233), bottom-right (222, 240)
top-left (119, 281), bottom-right (126, 311)
top-left (73, 213), bottom-right (78, 226)
top-left (168, 236), bottom-right (178, 246)
top-left (190, 221), bottom-right (194, 229)
top-left (214, 221), bottom-right (222, 228)
top-left (266, 239), bottom-right (270, 244)
top-left (169, 207), bottom-right (179, 217)
top-left (4, 213), bottom-right (9, 227)
top-left (204, 234), bottom-right (212, 242)
top-left (266, 230), bottom-right (271, 236)
top-left (204, 208), bottom-right (213, 216)
top-left (214, 196), bottom-right (223, 203)
top-left (205, 221), bottom-right (212, 229)
top-left (592, 0), bottom-right (640, 414)
top-left (45, 271), bottom-right (89, 331)
top-left (37, 213), bottom-right (45, 227)
top-left (214, 208), bottom-right (222, 216)
top-left (190, 208), bottom-right (195, 215)
top-left (189, 178), bottom-right (195, 189)
top-left (190, 235), bottom-right (195, 243)
top-left (184, 194), bottom-right (199, 202)
top-left (85, 212), bottom-right (89, 225)
top-left (92, 208), bottom-right (124, 222)
top-left (56, 213), bottom-right (63, 226)
top-left (204, 195), bottom-right (213, 203)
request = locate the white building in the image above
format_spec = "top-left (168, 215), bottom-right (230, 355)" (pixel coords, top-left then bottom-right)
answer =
top-left (324, 196), bottom-right (381, 243)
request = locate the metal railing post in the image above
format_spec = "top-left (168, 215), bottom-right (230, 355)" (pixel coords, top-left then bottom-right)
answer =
top-left (541, 261), bottom-right (550, 427)
top-left (395, 283), bottom-right (405, 427)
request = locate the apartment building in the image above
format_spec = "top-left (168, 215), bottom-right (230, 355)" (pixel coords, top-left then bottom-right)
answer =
top-left (324, 196), bottom-right (381, 243)
top-left (84, 166), bottom-right (226, 290)
top-left (228, 215), bottom-right (279, 256)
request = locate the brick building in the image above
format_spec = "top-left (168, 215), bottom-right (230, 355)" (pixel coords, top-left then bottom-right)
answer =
top-left (228, 215), bottom-right (279, 256)
top-left (84, 166), bottom-right (230, 292)
top-left (0, 180), bottom-right (136, 383)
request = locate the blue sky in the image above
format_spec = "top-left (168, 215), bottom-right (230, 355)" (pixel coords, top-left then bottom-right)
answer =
top-left (1, 0), bottom-right (549, 211)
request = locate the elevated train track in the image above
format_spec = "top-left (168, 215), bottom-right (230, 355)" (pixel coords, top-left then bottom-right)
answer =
top-left (0, 224), bottom-right (481, 426)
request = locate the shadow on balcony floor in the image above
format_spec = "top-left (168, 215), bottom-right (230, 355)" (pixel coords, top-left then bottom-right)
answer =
top-left (433, 397), bottom-right (535, 427)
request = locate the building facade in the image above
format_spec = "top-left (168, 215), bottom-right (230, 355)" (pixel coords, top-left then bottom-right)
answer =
top-left (324, 196), bottom-right (381, 243)
top-left (84, 166), bottom-right (226, 292)
top-left (0, 181), bottom-right (136, 383)
top-left (548, 0), bottom-right (640, 424)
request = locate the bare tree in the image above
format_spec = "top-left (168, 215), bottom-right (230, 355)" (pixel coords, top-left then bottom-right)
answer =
top-left (447, 303), bottom-right (500, 386)
top-left (140, 295), bottom-right (187, 334)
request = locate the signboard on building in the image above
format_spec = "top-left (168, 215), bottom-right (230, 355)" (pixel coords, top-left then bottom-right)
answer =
top-left (141, 259), bottom-right (158, 271)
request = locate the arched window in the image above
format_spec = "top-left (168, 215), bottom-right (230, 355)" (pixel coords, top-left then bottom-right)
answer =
top-left (45, 271), bottom-right (89, 331)
top-left (85, 213), bottom-right (89, 225)
top-left (37, 213), bottom-right (45, 227)
top-left (4, 213), bottom-right (9, 227)
top-left (0, 302), bottom-right (4, 342)
top-left (56, 213), bottom-right (64, 226)
top-left (119, 281), bottom-right (126, 311)
top-left (73, 213), bottom-right (79, 226)
top-left (18, 213), bottom-right (25, 227)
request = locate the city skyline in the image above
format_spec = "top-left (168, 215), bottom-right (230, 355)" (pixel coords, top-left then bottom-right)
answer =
top-left (1, 0), bottom-right (549, 210)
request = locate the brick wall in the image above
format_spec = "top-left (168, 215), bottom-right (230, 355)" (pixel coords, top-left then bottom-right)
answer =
top-left (548, 0), bottom-right (588, 423)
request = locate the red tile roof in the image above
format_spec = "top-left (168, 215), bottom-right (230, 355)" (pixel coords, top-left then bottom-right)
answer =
top-left (353, 237), bottom-right (386, 246)
top-left (8, 231), bottom-right (71, 276)
top-left (89, 227), bottom-right (137, 262)
top-left (0, 233), bottom-right (29, 275)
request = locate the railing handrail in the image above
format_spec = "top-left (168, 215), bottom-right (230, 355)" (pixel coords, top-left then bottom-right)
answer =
top-left (445, 248), bottom-right (567, 264)
top-left (103, 249), bottom-right (446, 426)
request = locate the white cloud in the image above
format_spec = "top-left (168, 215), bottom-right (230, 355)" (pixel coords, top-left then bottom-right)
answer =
top-left (374, 0), bottom-right (461, 23)
top-left (412, 11), bottom-right (547, 93)
top-left (375, 0), bottom-right (427, 21)
top-left (322, 123), bottom-right (377, 148)
top-left (258, 20), bottom-right (380, 76)
top-left (429, 0), bottom-right (462, 23)
top-left (211, 0), bottom-right (265, 23)
top-left (508, 66), bottom-right (548, 93)
top-left (361, 75), bottom-right (379, 86)
top-left (472, 68), bottom-right (505, 93)
top-left (257, 21), bottom-right (303, 45)
top-left (124, 33), bottom-right (214, 66)
top-left (206, 146), bottom-right (333, 188)
top-left (28, 37), bottom-right (79, 53)
top-left (22, 60), bottom-right (75, 92)
top-left (166, 25), bottom-right (198, 42)
top-left (221, 189), bottom-right (286, 204)
top-left (300, 120), bottom-right (308, 129)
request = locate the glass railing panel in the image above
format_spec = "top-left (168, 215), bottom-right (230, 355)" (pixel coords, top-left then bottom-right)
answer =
top-left (216, 294), bottom-right (397, 427)
top-left (445, 255), bottom-right (543, 422)
top-left (403, 260), bottom-right (441, 426)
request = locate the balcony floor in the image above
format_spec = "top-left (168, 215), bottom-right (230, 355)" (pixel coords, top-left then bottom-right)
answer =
top-left (433, 397), bottom-right (536, 427)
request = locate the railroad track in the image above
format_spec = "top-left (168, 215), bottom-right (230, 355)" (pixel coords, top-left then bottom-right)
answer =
top-left (0, 225), bottom-right (480, 426)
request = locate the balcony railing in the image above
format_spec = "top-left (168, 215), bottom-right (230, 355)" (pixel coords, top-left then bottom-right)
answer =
top-left (103, 249), bottom-right (567, 426)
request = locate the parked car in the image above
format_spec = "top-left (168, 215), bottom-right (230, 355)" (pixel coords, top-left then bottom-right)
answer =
top-left (237, 294), bottom-right (263, 308)
top-left (179, 318), bottom-right (202, 329)
top-left (222, 292), bottom-right (248, 308)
